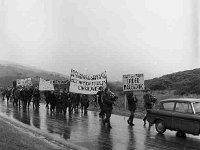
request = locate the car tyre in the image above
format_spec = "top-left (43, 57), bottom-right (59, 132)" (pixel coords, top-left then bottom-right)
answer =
top-left (155, 120), bottom-right (166, 134)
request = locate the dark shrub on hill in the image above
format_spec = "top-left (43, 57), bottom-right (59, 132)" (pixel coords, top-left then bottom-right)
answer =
top-left (146, 68), bottom-right (200, 95)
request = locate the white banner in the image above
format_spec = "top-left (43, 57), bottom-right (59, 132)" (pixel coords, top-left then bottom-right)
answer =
top-left (69, 69), bottom-right (107, 94)
top-left (123, 74), bottom-right (144, 91)
top-left (16, 78), bottom-right (32, 87)
top-left (39, 78), bottom-right (54, 91)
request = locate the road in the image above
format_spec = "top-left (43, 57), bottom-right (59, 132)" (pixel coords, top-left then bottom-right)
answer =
top-left (0, 99), bottom-right (200, 150)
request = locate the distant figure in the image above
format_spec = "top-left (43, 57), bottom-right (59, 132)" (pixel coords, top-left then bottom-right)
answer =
top-left (6, 87), bottom-right (11, 102)
top-left (2, 88), bottom-right (6, 100)
top-left (32, 86), bottom-right (40, 109)
top-left (13, 87), bottom-right (21, 106)
top-left (143, 88), bottom-right (157, 125)
top-left (97, 86), bottom-right (105, 118)
top-left (55, 90), bottom-right (63, 114)
top-left (127, 92), bottom-right (138, 126)
top-left (81, 94), bottom-right (89, 114)
top-left (61, 89), bottom-right (71, 114)
top-left (49, 91), bottom-right (56, 112)
top-left (44, 91), bottom-right (51, 109)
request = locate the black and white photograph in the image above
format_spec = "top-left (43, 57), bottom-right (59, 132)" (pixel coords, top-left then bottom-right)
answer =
top-left (0, 0), bottom-right (200, 150)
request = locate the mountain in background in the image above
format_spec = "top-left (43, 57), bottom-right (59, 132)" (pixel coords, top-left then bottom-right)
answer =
top-left (107, 68), bottom-right (200, 96)
top-left (0, 60), bottom-right (199, 96)
top-left (145, 68), bottom-right (200, 95)
top-left (0, 61), bottom-right (69, 87)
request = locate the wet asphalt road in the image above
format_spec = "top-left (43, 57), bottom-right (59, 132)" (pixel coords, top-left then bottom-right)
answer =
top-left (1, 99), bottom-right (200, 150)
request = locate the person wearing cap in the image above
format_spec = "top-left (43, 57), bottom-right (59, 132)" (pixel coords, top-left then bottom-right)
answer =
top-left (143, 88), bottom-right (157, 125)
top-left (127, 92), bottom-right (138, 126)
top-left (96, 86), bottom-right (105, 118)
top-left (102, 87), bottom-right (115, 128)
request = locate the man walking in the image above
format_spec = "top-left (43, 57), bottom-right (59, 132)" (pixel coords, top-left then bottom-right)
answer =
top-left (127, 92), bottom-right (138, 126)
top-left (97, 86), bottom-right (104, 118)
top-left (143, 88), bottom-right (157, 125)
top-left (102, 87), bottom-right (115, 128)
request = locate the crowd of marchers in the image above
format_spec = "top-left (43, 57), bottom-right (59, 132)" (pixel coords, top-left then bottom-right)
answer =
top-left (0, 86), bottom-right (91, 115)
top-left (0, 85), bottom-right (157, 129)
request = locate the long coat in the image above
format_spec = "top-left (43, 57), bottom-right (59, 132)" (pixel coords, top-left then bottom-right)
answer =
top-left (127, 93), bottom-right (137, 111)
top-left (143, 93), bottom-right (155, 109)
top-left (103, 92), bottom-right (114, 111)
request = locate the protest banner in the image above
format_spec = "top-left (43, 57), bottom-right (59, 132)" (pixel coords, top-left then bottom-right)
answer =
top-left (122, 74), bottom-right (144, 109)
top-left (69, 69), bottom-right (107, 94)
top-left (39, 78), bottom-right (54, 91)
top-left (16, 78), bottom-right (32, 87)
top-left (123, 74), bottom-right (144, 91)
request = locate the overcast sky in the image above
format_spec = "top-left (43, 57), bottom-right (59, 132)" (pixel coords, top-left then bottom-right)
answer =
top-left (0, 0), bottom-right (199, 81)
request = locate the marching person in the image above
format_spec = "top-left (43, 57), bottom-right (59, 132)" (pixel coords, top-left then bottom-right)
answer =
top-left (81, 94), bottom-right (89, 114)
top-left (96, 86), bottom-right (105, 118)
top-left (102, 87), bottom-right (115, 128)
top-left (61, 88), bottom-right (71, 114)
top-left (127, 92), bottom-right (138, 126)
top-left (143, 88), bottom-right (157, 125)
top-left (32, 86), bottom-right (40, 109)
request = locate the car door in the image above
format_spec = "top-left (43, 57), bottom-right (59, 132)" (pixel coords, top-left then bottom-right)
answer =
top-left (172, 102), bottom-right (194, 133)
top-left (158, 102), bottom-right (174, 129)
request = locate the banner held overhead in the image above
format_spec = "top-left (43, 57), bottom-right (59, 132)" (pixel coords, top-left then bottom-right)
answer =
top-left (69, 69), bottom-right (107, 94)
top-left (39, 78), bottom-right (54, 91)
top-left (16, 78), bottom-right (32, 87)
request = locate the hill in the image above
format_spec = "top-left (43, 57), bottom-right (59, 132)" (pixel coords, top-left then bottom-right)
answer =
top-left (145, 68), bottom-right (200, 95)
top-left (106, 68), bottom-right (200, 96)
top-left (0, 62), bottom-right (69, 87)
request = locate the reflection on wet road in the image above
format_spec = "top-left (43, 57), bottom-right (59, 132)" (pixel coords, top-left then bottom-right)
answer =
top-left (1, 100), bottom-right (200, 150)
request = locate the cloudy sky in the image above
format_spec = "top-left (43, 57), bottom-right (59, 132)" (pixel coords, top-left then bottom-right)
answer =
top-left (0, 0), bottom-right (199, 81)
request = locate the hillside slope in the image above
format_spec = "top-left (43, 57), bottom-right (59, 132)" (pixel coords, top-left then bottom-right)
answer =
top-left (0, 63), bottom-right (69, 87)
top-left (145, 68), bottom-right (200, 95)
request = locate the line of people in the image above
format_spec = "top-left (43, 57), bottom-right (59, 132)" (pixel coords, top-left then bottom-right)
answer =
top-left (44, 89), bottom-right (90, 115)
top-left (1, 85), bottom-right (157, 129)
top-left (126, 88), bottom-right (157, 127)
top-left (1, 86), bottom-right (41, 111)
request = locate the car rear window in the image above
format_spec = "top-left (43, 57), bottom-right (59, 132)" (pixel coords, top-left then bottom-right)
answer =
top-left (162, 102), bottom-right (174, 111)
top-left (175, 102), bottom-right (193, 113)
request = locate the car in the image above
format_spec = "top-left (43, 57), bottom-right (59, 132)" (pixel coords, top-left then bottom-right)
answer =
top-left (146, 98), bottom-right (200, 135)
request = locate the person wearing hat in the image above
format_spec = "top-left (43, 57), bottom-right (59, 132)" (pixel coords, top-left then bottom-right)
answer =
top-left (127, 92), bottom-right (138, 126)
top-left (143, 88), bottom-right (157, 125)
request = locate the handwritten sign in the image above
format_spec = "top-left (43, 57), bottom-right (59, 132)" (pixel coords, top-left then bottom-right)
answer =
top-left (39, 78), bottom-right (54, 91)
top-left (123, 74), bottom-right (144, 91)
top-left (69, 69), bottom-right (107, 94)
top-left (16, 78), bottom-right (32, 87)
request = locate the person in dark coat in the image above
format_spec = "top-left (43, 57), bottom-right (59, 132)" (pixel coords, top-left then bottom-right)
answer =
top-left (102, 87), bottom-right (115, 128)
top-left (55, 90), bottom-right (63, 113)
top-left (127, 92), bottom-right (138, 126)
top-left (143, 88), bottom-right (157, 125)
top-left (61, 89), bottom-right (71, 114)
top-left (97, 86), bottom-right (105, 118)
top-left (44, 91), bottom-right (51, 109)
top-left (6, 87), bottom-right (11, 102)
top-left (32, 86), bottom-right (40, 109)
top-left (49, 91), bottom-right (56, 112)
top-left (81, 94), bottom-right (89, 114)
